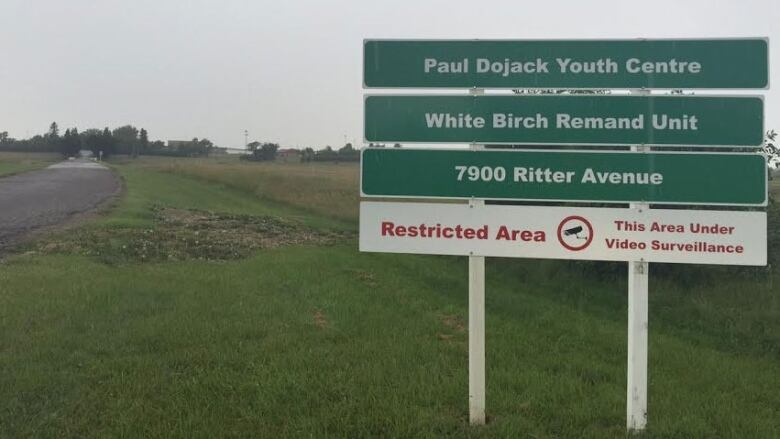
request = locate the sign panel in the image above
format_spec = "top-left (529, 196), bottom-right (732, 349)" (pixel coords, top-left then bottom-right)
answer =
top-left (360, 148), bottom-right (768, 206)
top-left (360, 202), bottom-right (767, 266)
top-left (364, 95), bottom-right (764, 147)
top-left (364, 39), bottom-right (770, 89)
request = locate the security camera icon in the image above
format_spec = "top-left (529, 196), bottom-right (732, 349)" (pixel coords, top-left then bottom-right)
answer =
top-left (557, 216), bottom-right (594, 252)
top-left (563, 225), bottom-right (588, 240)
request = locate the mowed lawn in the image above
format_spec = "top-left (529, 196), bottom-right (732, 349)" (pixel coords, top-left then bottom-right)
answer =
top-left (1, 157), bottom-right (779, 438)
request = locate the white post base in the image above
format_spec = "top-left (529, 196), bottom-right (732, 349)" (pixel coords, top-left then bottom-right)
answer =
top-left (469, 253), bottom-right (486, 425)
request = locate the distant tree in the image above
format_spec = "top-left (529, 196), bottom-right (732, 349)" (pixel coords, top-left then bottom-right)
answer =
top-left (308, 145), bottom-right (338, 162)
top-left (337, 143), bottom-right (359, 162)
top-left (0, 131), bottom-right (8, 144)
top-left (112, 125), bottom-right (139, 156)
top-left (61, 128), bottom-right (82, 157)
top-left (100, 128), bottom-right (116, 157)
top-left (242, 142), bottom-right (279, 161)
top-left (260, 142), bottom-right (278, 160)
top-left (764, 129), bottom-right (778, 180)
top-left (139, 128), bottom-right (149, 154)
top-left (81, 129), bottom-right (104, 157)
top-left (48, 122), bottom-right (59, 138)
top-left (169, 137), bottom-right (215, 157)
top-left (764, 129), bottom-right (777, 160)
top-left (46, 122), bottom-right (61, 151)
top-left (301, 147), bottom-right (315, 162)
top-left (198, 138), bottom-right (215, 156)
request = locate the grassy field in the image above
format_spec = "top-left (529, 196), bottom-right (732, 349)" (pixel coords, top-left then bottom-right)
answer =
top-left (1, 156), bottom-right (779, 437)
top-left (111, 155), bottom-right (360, 223)
top-left (0, 152), bottom-right (60, 176)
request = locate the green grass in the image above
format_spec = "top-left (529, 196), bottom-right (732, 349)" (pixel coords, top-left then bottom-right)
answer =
top-left (0, 152), bottom-right (60, 177)
top-left (103, 166), bottom-right (350, 231)
top-left (1, 159), bottom-right (779, 437)
top-left (123, 156), bottom-right (360, 223)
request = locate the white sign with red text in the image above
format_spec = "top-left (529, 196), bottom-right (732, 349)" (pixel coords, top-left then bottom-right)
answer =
top-left (360, 202), bottom-right (766, 266)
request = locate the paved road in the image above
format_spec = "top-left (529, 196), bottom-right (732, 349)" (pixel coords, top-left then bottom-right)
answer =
top-left (0, 160), bottom-right (120, 250)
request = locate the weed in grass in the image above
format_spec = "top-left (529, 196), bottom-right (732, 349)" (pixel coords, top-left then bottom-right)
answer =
top-left (313, 309), bottom-right (329, 329)
top-left (346, 268), bottom-right (379, 287)
top-left (34, 206), bottom-right (351, 263)
top-left (441, 313), bottom-right (466, 333)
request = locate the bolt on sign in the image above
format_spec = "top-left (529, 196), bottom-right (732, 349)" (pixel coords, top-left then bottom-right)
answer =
top-left (364, 39), bottom-right (769, 89)
top-left (364, 94), bottom-right (764, 147)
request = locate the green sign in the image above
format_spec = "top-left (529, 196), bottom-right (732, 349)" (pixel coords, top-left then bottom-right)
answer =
top-left (361, 148), bottom-right (767, 206)
top-left (364, 95), bottom-right (763, 147)
top-left (364, 39), bottom-right (769, 89)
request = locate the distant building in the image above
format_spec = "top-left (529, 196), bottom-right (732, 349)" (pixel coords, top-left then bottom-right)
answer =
top-left (277, 148), bottom-right (301, 162)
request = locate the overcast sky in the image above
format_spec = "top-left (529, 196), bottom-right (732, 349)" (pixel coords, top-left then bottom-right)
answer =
top-left (1, 0), bottom-right (778, 149)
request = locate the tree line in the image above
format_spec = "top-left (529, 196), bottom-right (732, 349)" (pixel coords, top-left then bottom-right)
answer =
top-left (0, 122), bottom-right (217, 158)
top-left (301, 143), bottom-right (360, 162)
top-left (299, 143), bottom-right (400, 162)
top-left (242, 142), bottom-right (379, 163)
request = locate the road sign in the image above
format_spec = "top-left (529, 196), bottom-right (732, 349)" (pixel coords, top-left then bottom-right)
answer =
top-left (361, 35), bottom-right (770, 432)
top-left (364, 95), bottom-right (764, 147)
top-left (360, 202), bottom-right (767, 266)
top-left (360, 148), bottom-right (767, 206)
top-left (363, 39), bottom-right (770, 89)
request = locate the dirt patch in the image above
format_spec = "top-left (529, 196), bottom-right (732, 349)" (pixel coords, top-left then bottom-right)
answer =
top-left (313, 309), bottom-right (329, 329)
top-left (33, 207), bottom-right (350, 263)
top-left (437, 313), bottom-right (467, 348)
top-left (346, 269), bottom-right (378, 287)
top-left (441, 314), bottom-right (466, 333)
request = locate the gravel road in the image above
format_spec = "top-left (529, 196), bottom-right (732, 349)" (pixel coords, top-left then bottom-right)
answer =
top-left (0, 160), bottom-right (121, 251)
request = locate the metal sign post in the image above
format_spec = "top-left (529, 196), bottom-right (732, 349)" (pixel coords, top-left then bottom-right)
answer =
top-left (627, 89), bottom-right (650, 432)
top-left (627, 249), bottom-right (649, 431)
top-left (468, 88), bottom-right (486, 426)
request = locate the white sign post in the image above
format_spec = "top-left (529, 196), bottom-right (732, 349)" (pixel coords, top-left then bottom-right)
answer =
top-left (468, 226), bottom-right (486, 426)
top-left (627, 89), bottom-right (650, 432)
top-left (468, 88), bottom-right (486, 426)
top-left (627, 250), bottom-right (649, 431)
